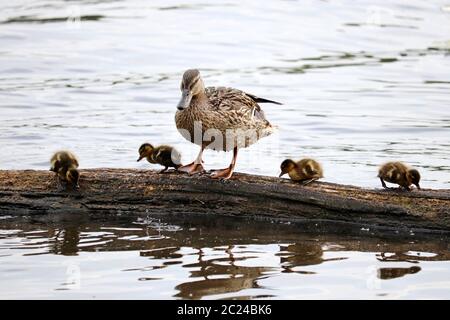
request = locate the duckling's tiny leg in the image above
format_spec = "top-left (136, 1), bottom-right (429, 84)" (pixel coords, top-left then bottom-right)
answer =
top-left (56, 175), bottom-right (67, 191)
top-left (380, 178), bottom-right (389, 189)
top-left (53, 173), bottom-right (59, 185)
top-left (210, 147), bottom-right (238, 180)
top-left (159, 166), bottom-right (169, 174)
top-left (178, 147), bottom-right (205, 175)
top-left (301, 178), bottom-right (318, 186)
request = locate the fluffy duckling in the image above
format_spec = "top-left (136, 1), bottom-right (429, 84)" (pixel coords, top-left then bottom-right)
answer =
top-left (137, 143), bottom-right (182, 173)
top-left (378, 161), bottom-right (421, 191)
top-left (50, 150), bottom-right (80, 189)
top-left (279, 158), bottom-right (323, 185)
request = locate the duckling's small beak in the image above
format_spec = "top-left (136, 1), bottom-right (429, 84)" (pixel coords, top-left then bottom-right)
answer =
top-left (137, 156), bottom-right (144, 162)
top-left (279, 172), bottom-right (285, 178)
top-left (177, 90), bottom-right (192, 111)
top-left (415, 183), bottom-right (421, 190)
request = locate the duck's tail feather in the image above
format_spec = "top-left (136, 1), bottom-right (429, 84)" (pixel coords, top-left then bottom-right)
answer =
top-left (246, 93), bottom-right (282, 105)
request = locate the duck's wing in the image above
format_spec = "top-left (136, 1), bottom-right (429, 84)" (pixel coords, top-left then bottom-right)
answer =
top-left (50, 159), bottom-right (60, 172)
top-left (305, 163), bottom-right (318, 176)
top-left (205, 87), bottom-right (278, 121)
top-left (72, 156), bottom-right (79, 168)
top-left (154, 146), bottom-right (181, 166)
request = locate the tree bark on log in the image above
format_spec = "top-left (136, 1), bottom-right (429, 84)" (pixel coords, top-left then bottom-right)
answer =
top-left (0, 169), bottom-right (449, 234)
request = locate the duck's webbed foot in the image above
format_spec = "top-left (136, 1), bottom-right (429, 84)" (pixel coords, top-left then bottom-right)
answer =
top-left (210, 147), bottom-right (238, 180)
top-left (210, 167), bottom-right (234, 180)
top-left (178, 162), bottom-right (205, 175)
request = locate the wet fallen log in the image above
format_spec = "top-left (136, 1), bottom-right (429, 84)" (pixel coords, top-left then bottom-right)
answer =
top-left (0, 169), bottom-right (449, 234)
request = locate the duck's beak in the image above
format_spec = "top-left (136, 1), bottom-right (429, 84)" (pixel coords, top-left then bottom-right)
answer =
top-left (279, 172), bottom-right (285, 178)
top-left (415, 183), bottom-right (421, 190)
top-left (177, 90), bottom-right (192, 111)
top-left (137, 155), bottom-right (144, 162)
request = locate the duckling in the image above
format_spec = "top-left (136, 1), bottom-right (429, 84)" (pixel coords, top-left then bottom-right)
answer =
top-left (137, 143), bottom-right (182, 173)
top-left (49, 150), bottom-right (80, 189)
top-left (279, 158), bottom-right (323, 185)
top-left (378, 161), bottom-right (421, 191)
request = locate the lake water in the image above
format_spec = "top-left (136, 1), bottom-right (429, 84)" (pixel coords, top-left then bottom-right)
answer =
top-left (0, 0), bottom-right (449, 188)
top-left (0, 0), bottom-right (450, 299)
top-left (0, 213), bottom-right (449, 299)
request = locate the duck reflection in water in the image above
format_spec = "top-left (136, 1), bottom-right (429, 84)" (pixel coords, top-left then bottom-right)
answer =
top-left (50, 225), bottom-right (80, 256)
top-left (375, 251), bottom-right (427, 280)
top-left (277, 243), bottom-right (347, 274)
top-left (175, 242), bottom-right (349, 299)
top-left (175, 245), bottom-right (274, 299)
top-left (377, 266), bottom-right (421, 280)
top-left (140, 246), bottom-right (183, 266)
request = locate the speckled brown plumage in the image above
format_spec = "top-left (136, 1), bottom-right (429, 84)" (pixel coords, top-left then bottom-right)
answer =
top-left (378, 161), bottom-right (421, 191)
top-left (280, 158), bottom-right (323, 183)
top-left (138, 143), bottom-right (181, 172)
top-left (175, 78), bottom-right (278, 151)
top-left (175, 69), bottom-right (281, 179)
top-left (50, 150), bottom-right (80, 188)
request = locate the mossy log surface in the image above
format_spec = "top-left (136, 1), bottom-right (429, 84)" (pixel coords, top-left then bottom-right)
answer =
top-left (0, 169), bottom-right (449, 234)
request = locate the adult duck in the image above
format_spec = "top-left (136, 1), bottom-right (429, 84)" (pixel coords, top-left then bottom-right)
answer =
top-left (175, 69), bottom-right (281, 179)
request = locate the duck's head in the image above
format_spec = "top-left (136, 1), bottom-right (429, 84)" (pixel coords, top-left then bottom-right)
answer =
top-left (407, 168), bottom-right (421, 189)
top-left (66, 168), bottom-right (80, 189)
top-left (279, 159), bottom-right (296, 178)
top-left (137, 143), bottom-right (154, 161)
top-left (177, 69), bottom-right (205, 111)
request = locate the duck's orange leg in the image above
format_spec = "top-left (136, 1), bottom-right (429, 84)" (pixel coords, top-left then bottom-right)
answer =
top-left (210, 147), bottom-right (238, 180)
top-left (178, 146), bottom-right (205, 175)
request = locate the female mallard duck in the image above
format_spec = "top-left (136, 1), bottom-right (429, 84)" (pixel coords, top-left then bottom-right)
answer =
top-left (378, 161), bottom-right (421, 191)
top-left (175, 69), bottom-right (281, 180)
top-left (137, 143), bottom-right (182, 173)
top-left (279, 158), bottom-right (323, 185)
top-left (50, 150), bottom-right (80, 189)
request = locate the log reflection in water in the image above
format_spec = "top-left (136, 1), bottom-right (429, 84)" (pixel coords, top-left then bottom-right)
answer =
top-left (0, 214), bottom-right (449, 299)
